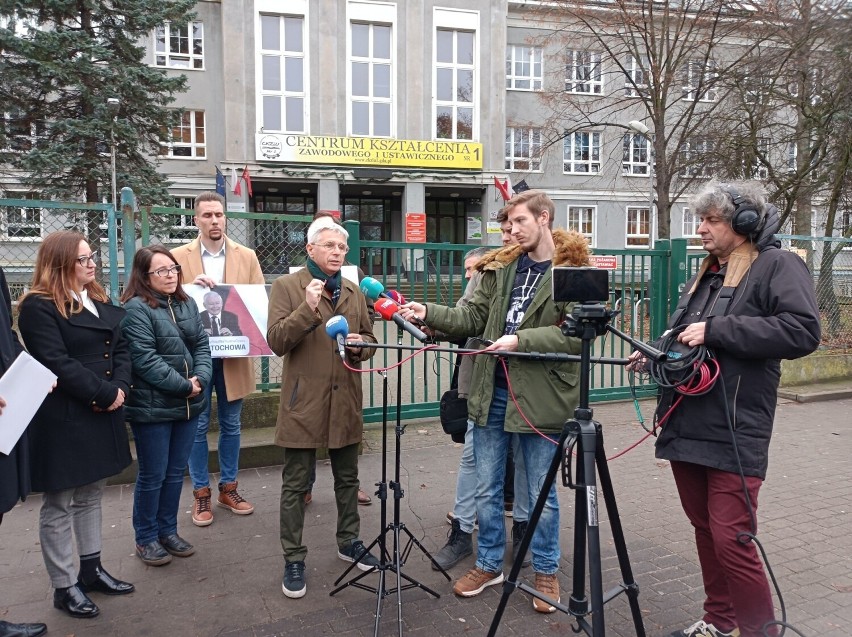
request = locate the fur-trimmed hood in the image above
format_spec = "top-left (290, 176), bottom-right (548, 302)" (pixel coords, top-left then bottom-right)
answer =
top-left (475, 228), bottom-right (590, 272)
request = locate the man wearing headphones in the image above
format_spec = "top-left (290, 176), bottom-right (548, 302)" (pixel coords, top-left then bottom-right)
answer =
top-left (637, 181), bottom-right (820, 637)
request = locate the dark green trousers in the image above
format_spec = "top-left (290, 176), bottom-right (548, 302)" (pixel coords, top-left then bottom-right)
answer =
top-left (279, 443), bottom-right (361, 562)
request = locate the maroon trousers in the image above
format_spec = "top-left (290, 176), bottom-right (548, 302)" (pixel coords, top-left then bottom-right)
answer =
top-left (671, 461), bottom-right (778, 637)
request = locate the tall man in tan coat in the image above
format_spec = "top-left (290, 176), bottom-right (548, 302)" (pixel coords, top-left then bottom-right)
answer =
top-left (171, 192), bottom-right (264, 526)
top-left (267, 216), bottom-right (379, 599)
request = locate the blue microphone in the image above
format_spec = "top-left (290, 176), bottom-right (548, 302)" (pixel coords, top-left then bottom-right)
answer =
top-left (325, 315), bottom-right (349, 359)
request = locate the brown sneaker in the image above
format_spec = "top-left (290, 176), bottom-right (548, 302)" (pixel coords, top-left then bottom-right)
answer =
top-left (191, 487), bottom-right (214, 527)
top-left (532, 572), bottom-right (560, 613)
top-left (217, 481), bottom-right (254, 515)
top-left (452, 567), bottom-right (503, 598)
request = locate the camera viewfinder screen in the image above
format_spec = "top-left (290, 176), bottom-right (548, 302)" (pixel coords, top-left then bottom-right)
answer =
top-left (552, 267), bottom-right (609, 303)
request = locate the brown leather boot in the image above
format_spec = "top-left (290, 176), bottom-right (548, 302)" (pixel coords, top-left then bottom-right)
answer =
top-left (217, 481), bottom-right (254, 515)
top-left (192, 487), bottom-right (214, 527)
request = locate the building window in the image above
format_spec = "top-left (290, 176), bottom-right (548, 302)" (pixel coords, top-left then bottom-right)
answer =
top-left (679, 138), bottom-right (714, 178)
top-left (563, 132), bottom-right (601, 174)
top-left (350, 22), bottom-right (392, 137)
top-left (841, 207), bottom-right (851, 237)
top-left (622, 133), bottom-right (651, 176)
top-left (682, 59), bottom-right (718, 102)
top-left (626, 207), bottom-right (650, 247)
top-left (506, 45), bottom-right (542, 91)
top-left (1, 192), bottom-right (43, 241)
top-left (259, 14), bottom-right (306, 133)
top-left (434, 28), bottom-right (475, 140)
top-left (625, 55), bottom-right (650, 97)
top-left (744, 137), bottom-right (770, 179)
top-left (682, 207), bottom-right (702, 248)
top-left (1, 110), bottom-right (45, 152)
top-left (505, 127), bottom-right (542, 171)
top-left (567, 206), bottom-right (595, 245)
top-left (154, 21), bottom-right (204, 69)
top-left (159, 110), bottom-right (206, 158)
top-left (565, 50), bottom-right (602, 94)
top-left (787, 141), bottom-right (797, 172)
top-left (169, 197), bottom-right (197, 242)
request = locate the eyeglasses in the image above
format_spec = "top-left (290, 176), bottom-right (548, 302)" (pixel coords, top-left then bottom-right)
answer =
top-left (313, 242), bottom-right (349, 253)
top-left (75, 254), bottom-right (99, 266)
top-left (147, 265), bottom-right (182, 278)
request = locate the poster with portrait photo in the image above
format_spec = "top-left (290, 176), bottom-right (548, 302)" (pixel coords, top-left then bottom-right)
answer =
top-left (183, 284), bottom-right (275, 358)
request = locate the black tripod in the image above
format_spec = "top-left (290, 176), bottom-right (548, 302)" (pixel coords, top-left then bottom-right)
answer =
top-left (330, 327), bottom-right (449, 636)
top-left (487, 305), bottom-right (661, 637)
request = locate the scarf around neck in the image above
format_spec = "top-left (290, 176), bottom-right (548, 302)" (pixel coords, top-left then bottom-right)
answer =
top-left (306, 257), bottom-right (342, 307)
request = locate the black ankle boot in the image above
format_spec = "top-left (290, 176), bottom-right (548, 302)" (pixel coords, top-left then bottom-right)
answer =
top-left (78, 565), bottom-right (135, 595)
top-left (53, 584), bottom-right (99, 618)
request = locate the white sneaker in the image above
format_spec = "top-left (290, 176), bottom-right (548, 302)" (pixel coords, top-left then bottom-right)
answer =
top-left (670, 620), bottom-right (740, 637)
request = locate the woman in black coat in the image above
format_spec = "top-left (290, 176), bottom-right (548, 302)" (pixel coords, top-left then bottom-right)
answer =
top-left (18, 231), bottom-right (134, 620)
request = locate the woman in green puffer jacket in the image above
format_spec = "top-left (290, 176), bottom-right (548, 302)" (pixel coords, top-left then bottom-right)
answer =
top-left (120, 245), bottom-right (212, 567)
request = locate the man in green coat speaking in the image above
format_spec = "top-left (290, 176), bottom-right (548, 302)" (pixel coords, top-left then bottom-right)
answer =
top-left (401, 190), bottom-right (589, 614)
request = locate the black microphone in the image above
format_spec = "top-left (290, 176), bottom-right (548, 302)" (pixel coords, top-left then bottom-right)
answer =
top-left (325, 315), bottom-right (349, 359)
top-left (375, 299), bottom-right (428, 343)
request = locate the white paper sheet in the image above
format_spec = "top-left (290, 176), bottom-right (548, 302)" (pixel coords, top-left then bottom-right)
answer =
top-left (0, 351), bottom-right (57, 455)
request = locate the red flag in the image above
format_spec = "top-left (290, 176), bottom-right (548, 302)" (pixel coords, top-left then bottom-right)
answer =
top-left (231, 167), bottom-right (241, 196)
top-left (241, 166), bottom-right (253, 197)
top-left (494, 176), bottom-right (513, 202)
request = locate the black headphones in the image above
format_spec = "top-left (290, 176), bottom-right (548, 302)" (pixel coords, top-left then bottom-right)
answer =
top-left (726, 185), bottom-right (764, 238)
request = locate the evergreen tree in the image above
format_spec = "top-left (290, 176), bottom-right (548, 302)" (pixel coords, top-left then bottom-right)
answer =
top-left (0, 0), bottom-right (196, 205)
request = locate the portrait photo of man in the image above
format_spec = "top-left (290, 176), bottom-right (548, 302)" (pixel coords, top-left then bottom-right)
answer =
top-left (199, 290), bottom-right (242, 337)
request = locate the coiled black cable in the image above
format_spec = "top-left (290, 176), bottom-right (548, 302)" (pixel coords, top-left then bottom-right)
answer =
top-left (646, 325), bottom-right (717, 395)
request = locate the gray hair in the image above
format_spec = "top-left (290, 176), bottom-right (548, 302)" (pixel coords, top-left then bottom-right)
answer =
top-left (691, 180), bottom-right (767, 223)
top-left (464, 246), bottom-right (492, 263)
top-left (306, 216), bottom-right (349, 244)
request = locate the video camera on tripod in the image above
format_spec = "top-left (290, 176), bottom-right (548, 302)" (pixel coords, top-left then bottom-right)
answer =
top-left (552, 266), bottom-right (617, 338)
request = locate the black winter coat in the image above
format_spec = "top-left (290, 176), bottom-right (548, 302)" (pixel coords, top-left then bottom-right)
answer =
top-left (18, 294), bottom-right (133, 492)
top-left (0, 268), bottom-right (28, 513)
top-left (121, 294), bottom-right (212, 423)
top-left (655, 244), bottom-right (821, 479)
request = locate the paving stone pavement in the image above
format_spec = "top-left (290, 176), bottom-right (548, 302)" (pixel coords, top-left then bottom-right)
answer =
top-left (1, 395), bottom-right (850, 636)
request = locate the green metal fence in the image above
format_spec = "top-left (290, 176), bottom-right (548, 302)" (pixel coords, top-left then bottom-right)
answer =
top-left (0, 197), bottom-right (119, 300)
top-left (777, 234), bottom-right (852, 350)
top-left (11, 195), bottom-right (847, 423)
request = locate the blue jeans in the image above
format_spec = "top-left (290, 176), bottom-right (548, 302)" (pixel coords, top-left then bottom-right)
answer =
top-left (451, 421), bottom-right (477, 534)
top-left (473, 386), bottom-right (560, 574)
top-left (512, 434), bottom-right (530, 522)
top-left (188, 359), bottom-right (243, 488)
top-left (131, 417), bottom-right (198, 546)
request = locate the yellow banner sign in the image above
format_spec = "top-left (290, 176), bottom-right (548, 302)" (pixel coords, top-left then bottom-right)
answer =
top-left (256, 134), bottom-right (483, 169)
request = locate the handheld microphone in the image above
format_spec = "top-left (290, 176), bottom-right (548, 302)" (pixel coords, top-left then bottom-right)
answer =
top-left (385, 289), bottom-right (406, 305)
top-left (325, 315), bottom-right (350, 359)
top-left (360, 277), bottom-right (426, 326)
top-left (375, 299), bottom-right (428, 342)
top-left (359, 276), bottom-right (387, 301)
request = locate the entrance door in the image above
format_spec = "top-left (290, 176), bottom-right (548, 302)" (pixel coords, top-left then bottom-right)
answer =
top-left (341, 193), bottom-right (400, 274)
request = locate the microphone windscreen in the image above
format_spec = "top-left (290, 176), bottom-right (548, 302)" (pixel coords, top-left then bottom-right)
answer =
top-left (325, 315), bottom-right (349, 339)
top-left (386, 289), bottom-right (406, 305)
top-left (374, 298), bottom-right (399, 320)
top-left (359, 277), bottom-right (384, 300)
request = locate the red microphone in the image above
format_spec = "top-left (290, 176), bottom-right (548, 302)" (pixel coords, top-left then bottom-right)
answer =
top-left (375, 299), bottom-right (428, 342)
top-left (385, 289), bottom-right (406, 304)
